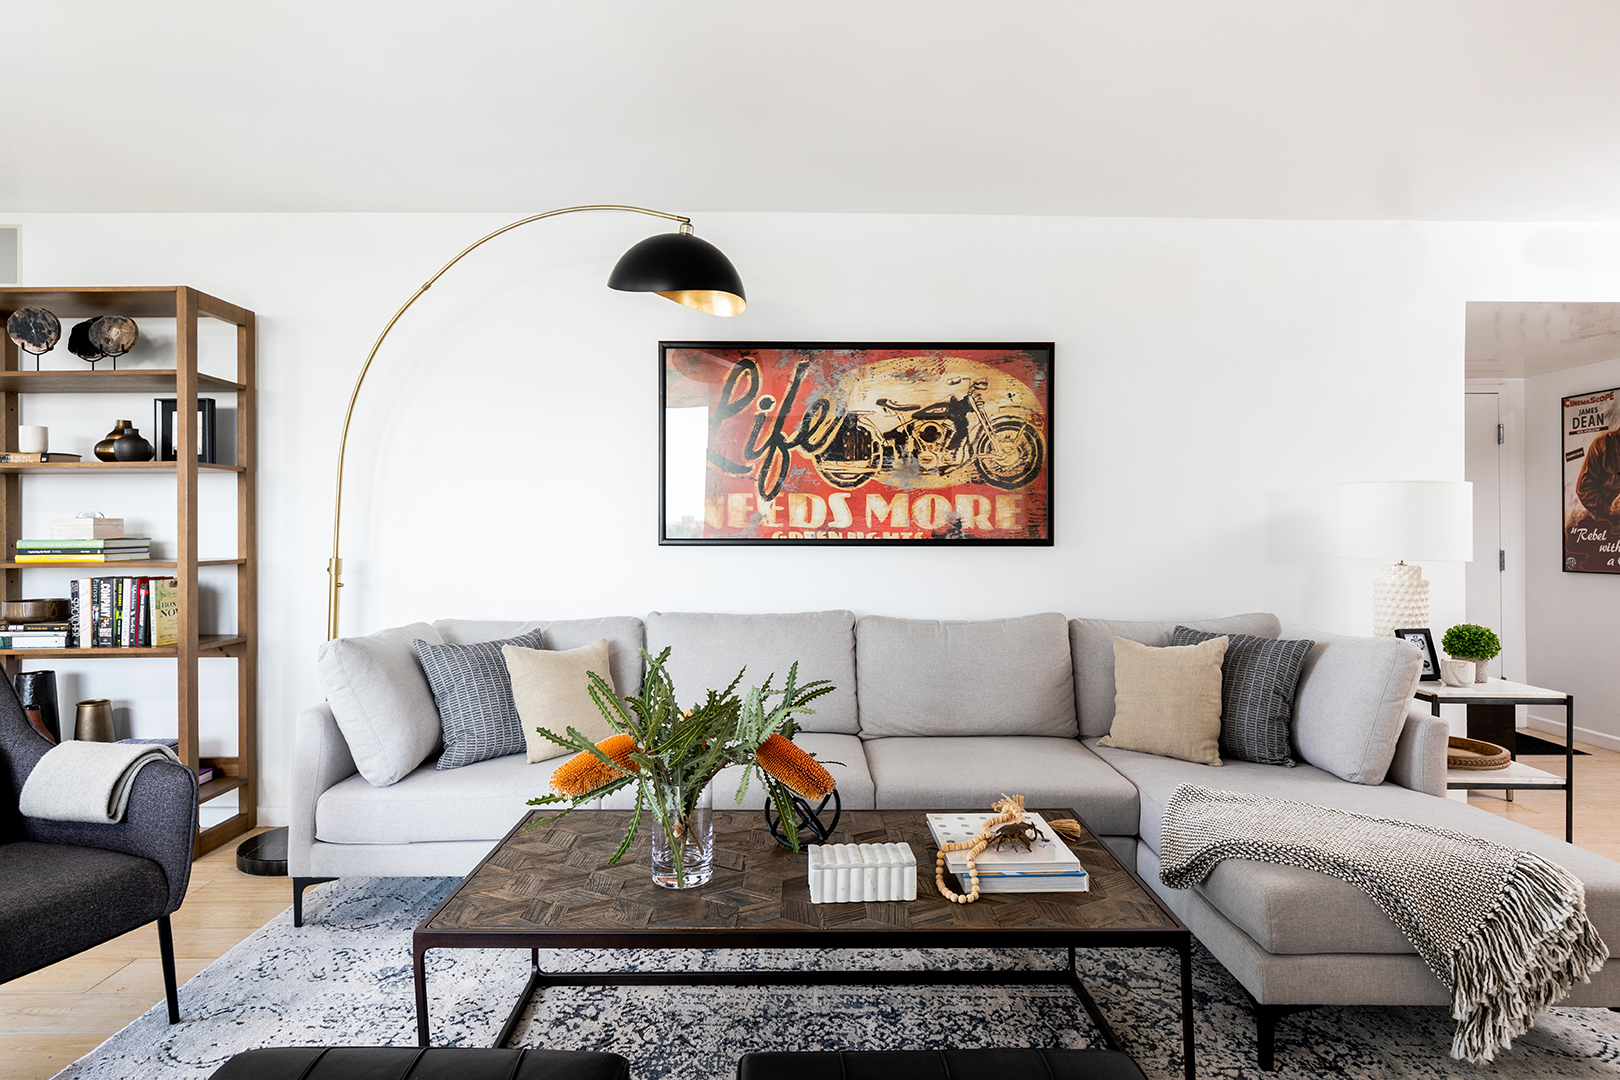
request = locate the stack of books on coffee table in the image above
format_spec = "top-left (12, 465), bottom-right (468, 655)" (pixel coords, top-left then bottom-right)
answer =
top-left (925, 811), bottom-right (1089, 893)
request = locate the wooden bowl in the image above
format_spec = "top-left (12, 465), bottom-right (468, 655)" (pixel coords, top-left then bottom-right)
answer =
top-left (3, 598), bottom-right (71, 624)
top-left (1447, 736), bottom-right (1511, 770)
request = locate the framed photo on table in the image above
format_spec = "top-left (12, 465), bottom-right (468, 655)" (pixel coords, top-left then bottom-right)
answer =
top-left (659, 342), bottom-right (1053, 545)
top-left (1394, 628), bottom-right (1440, 681)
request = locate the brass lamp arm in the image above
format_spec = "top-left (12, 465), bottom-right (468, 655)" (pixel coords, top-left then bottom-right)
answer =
top-left (326, 205), bottom-right (692, 640)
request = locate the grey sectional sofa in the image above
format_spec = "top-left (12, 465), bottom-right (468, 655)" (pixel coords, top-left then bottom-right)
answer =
top-left (291, 609), bottom-right (1620, 1065)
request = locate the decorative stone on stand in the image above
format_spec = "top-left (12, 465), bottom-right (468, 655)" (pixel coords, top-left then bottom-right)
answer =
top-left (1371, 560), bottom-right (1429, 637)
top-left (807, 842), bottom-right (917, 903)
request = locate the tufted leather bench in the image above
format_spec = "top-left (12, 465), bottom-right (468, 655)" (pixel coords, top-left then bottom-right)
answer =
top-left (208, 1047), bottom-right (630, 1079)
top-left (737, 1049), bottom-right (1148, 1080)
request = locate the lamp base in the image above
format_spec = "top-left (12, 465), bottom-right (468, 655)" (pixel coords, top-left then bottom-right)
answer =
top-left (1372, 561), bottom-right (1428, 637)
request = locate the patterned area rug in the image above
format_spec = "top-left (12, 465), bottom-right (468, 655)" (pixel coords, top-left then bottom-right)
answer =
top-left (52, 877), bottom-right (1620, 1079)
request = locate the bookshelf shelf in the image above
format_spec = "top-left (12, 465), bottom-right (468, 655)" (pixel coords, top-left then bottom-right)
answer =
top-left (197, 774), bottom-right (247, 804)
top-left (0, 559), bottom-right (245, 569)
top-left (0, 634), bottom-right (247, 658)
top-left (0, 370), bottom-right (245, 394)
top-left (0, 461), bottom-right (246, 472)
top-left (0, 286), bottom-right (258, 859)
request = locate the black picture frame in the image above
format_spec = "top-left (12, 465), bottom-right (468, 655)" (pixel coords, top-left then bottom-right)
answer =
top-left (659, 341), bottom-right (1054, 546)
top-left (155, 397), bottom-right (216, 464)
top-left (1394, 628), bottom-right (1441, 681)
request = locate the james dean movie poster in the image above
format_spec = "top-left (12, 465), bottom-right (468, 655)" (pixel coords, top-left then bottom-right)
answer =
top-left (1564, 386), bottom-right (1620, 574)
top-left (661, 343), bottom-right (1052, 544)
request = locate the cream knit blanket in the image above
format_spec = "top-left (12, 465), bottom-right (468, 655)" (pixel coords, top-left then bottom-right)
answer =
top-left (19, 740), bottom-right (182, 824)
top-left (1158, 784), bottom-right (1608, 1063)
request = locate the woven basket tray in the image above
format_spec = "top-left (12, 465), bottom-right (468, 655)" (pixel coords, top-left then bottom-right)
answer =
top-left (1447, 736), bottom-right (1510, 770)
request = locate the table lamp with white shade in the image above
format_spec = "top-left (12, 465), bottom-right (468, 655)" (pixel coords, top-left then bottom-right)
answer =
top-left (1336, 480), bottom-right (1473, 636)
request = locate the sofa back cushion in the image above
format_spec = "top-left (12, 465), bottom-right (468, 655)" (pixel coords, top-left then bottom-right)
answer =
top-left (431, 617), bottom-right (645, 699)
top-left (1286, 624), bottom-right (1422, 786)
top-left (1070, 613), bottom-right (1281, 738)
top-left (316, 621), bottom-right (445, 787)
top-left (856, 613), bottom-right (1076, 739)
top-left (645, 611), bottom-right (859, 733)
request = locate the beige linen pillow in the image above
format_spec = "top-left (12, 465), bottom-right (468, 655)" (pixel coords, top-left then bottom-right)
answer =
top-left (503, 639), bottom-right (618, 763)
top-left (1097, 635), bottom-right (1228, 766)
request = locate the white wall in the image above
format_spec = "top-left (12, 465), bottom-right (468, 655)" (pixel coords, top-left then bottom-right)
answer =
top-left (9, 211), bottom-right (1620, 822)
top-left (1526, 354), bottom-right (1620, 747)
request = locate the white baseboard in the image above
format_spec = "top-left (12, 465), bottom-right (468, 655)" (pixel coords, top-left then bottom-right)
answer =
top-left (256, 807), bottom-right (290, 828)
top-left (1525, 712), bottom-right (1620, 753)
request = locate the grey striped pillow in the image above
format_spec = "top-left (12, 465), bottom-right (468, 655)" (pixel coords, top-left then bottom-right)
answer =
top-left (1171, 626), bottom-right (1314, 766)
top-left (415, 629), bottom-right (545, 769)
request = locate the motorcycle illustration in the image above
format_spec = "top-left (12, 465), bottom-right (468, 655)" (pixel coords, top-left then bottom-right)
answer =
top-left (812, 377), bottom-right (1045, 491)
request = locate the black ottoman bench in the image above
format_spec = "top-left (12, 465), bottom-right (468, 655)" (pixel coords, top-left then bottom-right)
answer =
top-left (209, 1047), bottom-right (630, 1079)
top-left (737, 1049), bottom-right (1148, 1080)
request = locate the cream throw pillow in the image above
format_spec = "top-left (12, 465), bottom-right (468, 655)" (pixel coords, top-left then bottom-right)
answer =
top-left (1097, 635), bottom-right (1227, 766)
top-left (503, 639), bottom-right (618, 763)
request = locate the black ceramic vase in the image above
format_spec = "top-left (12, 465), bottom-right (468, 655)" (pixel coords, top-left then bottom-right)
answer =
top-left (112, 422), bottom-right (154, 462)
top-left (15, 670), bottom-right (60, 743)
top-left (97, 420), bottom-right (154, 462)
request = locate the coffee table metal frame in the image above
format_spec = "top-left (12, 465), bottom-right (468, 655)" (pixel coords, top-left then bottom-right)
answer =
top-left (413, 808), bottom-right (1194, 1080)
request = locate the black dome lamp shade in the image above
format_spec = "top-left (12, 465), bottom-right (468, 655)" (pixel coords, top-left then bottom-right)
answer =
top-left (608, 228), bottom-right (747, 316)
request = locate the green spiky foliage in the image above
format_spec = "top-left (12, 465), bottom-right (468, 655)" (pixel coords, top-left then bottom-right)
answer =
top-left (528, 647), bottom-right (835, 882)
top-left (1441, 624), bottom-right (1501, 661)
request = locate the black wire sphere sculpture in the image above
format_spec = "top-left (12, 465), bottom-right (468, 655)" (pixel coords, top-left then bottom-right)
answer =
top-left (762, 788), bottom-right (842, 849)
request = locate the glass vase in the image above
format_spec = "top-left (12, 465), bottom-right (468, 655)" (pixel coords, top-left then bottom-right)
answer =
top-left (650, 781), bottom-right (714, 889)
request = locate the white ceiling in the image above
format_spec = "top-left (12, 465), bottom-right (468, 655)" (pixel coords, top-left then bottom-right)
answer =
top-left (1466, 302), bottom-right (1620, 378)
top-left (6, 2), bottom-right (1620, 219)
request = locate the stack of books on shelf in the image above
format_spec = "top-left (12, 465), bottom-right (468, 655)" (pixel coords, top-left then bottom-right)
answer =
top-left (15, 537), bottom-right (152, 562)
top-left (0, 619), bottom-right (73, 649)
top-left (925, 811), bottom-right (1090, 893)
top-left (69, 577), bottom-right (179, 648)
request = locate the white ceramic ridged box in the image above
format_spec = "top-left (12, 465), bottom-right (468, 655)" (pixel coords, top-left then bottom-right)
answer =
top-left (807, 842), bottom-right (917, 903)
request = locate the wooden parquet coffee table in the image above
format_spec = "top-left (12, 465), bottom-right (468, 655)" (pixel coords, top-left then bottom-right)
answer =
top-left (414, 808), bottom-right (1194, 1079)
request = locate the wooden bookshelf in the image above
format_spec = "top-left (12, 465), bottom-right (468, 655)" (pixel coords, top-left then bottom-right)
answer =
top-left (0, 286), bottom-right (258, 858)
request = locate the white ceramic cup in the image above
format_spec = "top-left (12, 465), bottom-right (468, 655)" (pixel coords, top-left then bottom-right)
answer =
top-left (1439, 658), bottom-right (1474, 687)
top-left (17, 426), bottom-right (47, 454)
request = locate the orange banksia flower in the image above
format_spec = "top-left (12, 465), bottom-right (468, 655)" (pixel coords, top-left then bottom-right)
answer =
top-left (756, 733), bottom-right (836, 799)
top-left (550, 733), bottom-right (639, 797)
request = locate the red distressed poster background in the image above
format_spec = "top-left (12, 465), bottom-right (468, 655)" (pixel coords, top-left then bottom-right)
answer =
top-left (664, 345), bottom-right (1051, 542)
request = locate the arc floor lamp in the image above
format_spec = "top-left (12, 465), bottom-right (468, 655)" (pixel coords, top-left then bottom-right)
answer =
top-left (325, 205), bottom-right (746, 640)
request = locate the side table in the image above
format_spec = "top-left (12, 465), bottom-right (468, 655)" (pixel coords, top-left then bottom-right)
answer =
top-left (1412, 679), bottom-right (1574, 842)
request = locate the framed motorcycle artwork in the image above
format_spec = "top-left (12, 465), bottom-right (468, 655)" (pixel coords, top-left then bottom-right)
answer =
top-left (660, 341), bottom-right (1053, 545)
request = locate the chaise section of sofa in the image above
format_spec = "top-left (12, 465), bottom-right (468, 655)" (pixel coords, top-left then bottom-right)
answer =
top-left (1081, 626), bottom-right (1620, 1066)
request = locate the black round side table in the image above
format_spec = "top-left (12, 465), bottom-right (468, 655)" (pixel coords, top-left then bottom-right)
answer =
top-left (236, 826), bottom-right (289, 876)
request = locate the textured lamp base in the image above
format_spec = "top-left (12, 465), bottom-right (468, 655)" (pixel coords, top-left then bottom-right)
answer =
top-left (1372, 561), bottom-right (1428, 637)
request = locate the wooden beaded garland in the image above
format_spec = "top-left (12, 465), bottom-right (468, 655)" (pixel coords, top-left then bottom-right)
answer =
top-left (934, 793), bottom-right (1027, 904)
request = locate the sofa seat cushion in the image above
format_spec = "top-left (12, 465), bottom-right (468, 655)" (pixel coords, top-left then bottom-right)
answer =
top-left (0, 842), bottom-right (168, 981)
top-left (1088, 738), bottom-right (1620, 960)
top-left (316, 752), bottom-right (579, 845)
top-left (862, 737), bottom-right (1139, 836)
top-left (855, 613), bottom-right (1077, 739)
top-left (596, 733), bottom-right (875, 812)
top-left (645, 611), bottom-right (859, 734)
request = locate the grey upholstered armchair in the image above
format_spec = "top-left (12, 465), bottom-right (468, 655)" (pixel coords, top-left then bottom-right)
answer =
top-left (0, 682), bottom-right (198, 1022)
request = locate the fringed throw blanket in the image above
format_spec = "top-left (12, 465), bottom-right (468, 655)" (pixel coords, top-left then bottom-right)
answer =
top-left (1159, 784), bottom-right (1608, 1063)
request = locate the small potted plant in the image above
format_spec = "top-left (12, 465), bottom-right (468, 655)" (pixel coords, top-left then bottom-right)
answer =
top-left (1440, 624), bottom-right (1501, 684)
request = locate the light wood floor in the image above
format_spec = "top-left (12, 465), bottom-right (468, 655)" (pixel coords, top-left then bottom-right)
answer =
top-left (4, 732), bottom-right (1619, 1080)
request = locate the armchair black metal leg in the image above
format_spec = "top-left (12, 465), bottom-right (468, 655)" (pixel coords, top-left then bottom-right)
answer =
top-left (157, 915), bottom-right (180, 1024)
top-left (293, 877), bottom-right (337, 927)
